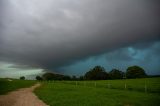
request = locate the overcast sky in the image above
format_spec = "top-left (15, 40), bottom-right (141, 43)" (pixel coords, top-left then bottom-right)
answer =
top-left (0, 0), bottom-right (160, 78)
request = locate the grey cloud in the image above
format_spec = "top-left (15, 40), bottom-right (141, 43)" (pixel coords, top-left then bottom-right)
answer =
top-left (106, 42), bottom-right (160, 62)
top-left (0, 0), bottom-right (160, 71)
top-left (105, 41), bottom-right (160, 74)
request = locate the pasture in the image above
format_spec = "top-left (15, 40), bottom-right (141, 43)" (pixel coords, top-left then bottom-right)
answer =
top-left (0, 77), bottom-right (159, 106)
top-left (35, 77), bottom-right (160, 106)
top-left (0, 78), bottom-right (36, 95)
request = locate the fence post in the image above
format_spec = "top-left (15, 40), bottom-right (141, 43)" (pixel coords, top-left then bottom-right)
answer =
top-left (145, 81), bottom-right (147, 93)
top-left (125, 83), bottom-right (127, 89)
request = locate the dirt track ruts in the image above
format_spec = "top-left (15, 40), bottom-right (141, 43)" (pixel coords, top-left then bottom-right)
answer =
top-left (0, 83), bottom-right (47, 106)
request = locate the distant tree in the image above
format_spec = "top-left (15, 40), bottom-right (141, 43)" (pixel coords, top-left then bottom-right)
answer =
top-left (126, 66), bottom-right (147, 78)
top-left (72, 75), bottom-right (77, 80)
top-left (62, 75), bottom-right (71, 80)
top-left (36, 76), bottom-right (43, 81)
top-left (42, 73), bottom-right (55, 80)
top-left (109, 69), bottom-right (124, 79)
top-left (20, 76), bottom-right (25, 80)
top-left (79, 76), bottom-right (84, 80)
top-left (42, 72), bottom-right (67, 80)
top-left (84, 66), bottom-right (108, 80)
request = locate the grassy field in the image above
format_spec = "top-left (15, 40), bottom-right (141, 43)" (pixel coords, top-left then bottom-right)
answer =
top-left (0, 78), bottom-right (36, 95)
top-left (35, 77), bottom-right (160, 106)
top-left (60, 77), bottom-right (160, 93)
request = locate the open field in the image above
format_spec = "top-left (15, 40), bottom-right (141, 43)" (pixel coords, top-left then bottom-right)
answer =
top-left (60, 77), bottom-right (160, 93)
top-left (0, 78), bottom-right (159, 106)
top-left (35, 78), bottom-right (160, 106)
top-left (0, 78), bottom-right (36, 95)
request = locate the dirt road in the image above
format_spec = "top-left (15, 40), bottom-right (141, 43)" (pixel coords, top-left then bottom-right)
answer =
top-left (0, 83), bottom-right (47, 106)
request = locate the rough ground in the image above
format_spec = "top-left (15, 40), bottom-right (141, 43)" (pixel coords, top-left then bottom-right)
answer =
top-left (0, 83), bottom-right (47, 106)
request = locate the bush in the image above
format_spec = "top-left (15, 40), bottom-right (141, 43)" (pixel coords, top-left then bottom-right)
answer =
top-left (20, 76), bottom-right (25, 80)
top-left (36, 76), bottom-right (43, 81)
top-left (126, 66), bottom-right (147, 78)
top-left (84, 66), bottom-right (109, 80)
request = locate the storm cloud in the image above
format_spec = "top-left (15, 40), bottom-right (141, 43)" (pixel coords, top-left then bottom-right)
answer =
top-left (0, 0), bottom-right (160, 75)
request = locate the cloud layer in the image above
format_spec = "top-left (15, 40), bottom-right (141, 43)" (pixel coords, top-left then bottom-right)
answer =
top-left (0, 0), bottom-right (160, 74)
top-left (58, 41), bottom-right (160, 75)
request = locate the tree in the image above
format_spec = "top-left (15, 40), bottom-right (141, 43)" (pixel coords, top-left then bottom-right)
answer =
top-left (72, 75), bottom-right (77, 80)
top-left (109, 69), bottom-right (124, 79)
top-left (126, 66), bottom-right (147, 78)
top-left (84, 66), bottom-right (108, 80)
top-left (42, 73), bottom-right (55, 80)
top-left (79, 76), bottom-right (84, 80)
top-left (62, 75), bottom-right (71, 80)
top-left (42, 72), bottom-right (67, 80)
top-left (20, 76), bottom-right (25, 80)
top-left (36, 76), bottom-right (43, 81)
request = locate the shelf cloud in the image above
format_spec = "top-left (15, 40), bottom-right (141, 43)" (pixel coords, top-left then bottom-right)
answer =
top-left (0, 0), bottom-right (160, 76)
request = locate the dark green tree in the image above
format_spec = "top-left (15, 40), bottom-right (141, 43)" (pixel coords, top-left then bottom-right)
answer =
top-left (109, 69), bottom-right (124, 79)
top-left (42, 73), bottom-right (69, 80)
top-left (84, 66), bottom-right (108, 80)
top-left (72, 75), bottom-right (77, 80)
top-left (36, 76), bottom-right (43, 81)
top-left (42, 73), bottom-right (55, 80)
top-left (20, 76), bottom-right (25, 80)
top-left (79, 76), bottom-right (84, 80)
top-left (62, 75), bottom-right (71, 80)
top-left (126, 66), bottom-right (147, 78)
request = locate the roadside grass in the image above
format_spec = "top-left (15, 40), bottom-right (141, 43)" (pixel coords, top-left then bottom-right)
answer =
top-left (0, 78), bottom-right (36, 95)
top-left (35, 82), bottom-right (160, 106)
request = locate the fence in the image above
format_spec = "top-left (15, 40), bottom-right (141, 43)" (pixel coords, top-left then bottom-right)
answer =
top-left (41, 78), bottom-right (160, 94)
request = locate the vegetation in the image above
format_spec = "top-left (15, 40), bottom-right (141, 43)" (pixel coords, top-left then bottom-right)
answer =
top-left (109, 69), bottom-right (124, 79)
top-left (0, 78), bottom-right (35, 95)
top-left (126, 66), bottom-right (147, 78)
top-left (36, 76), bottom-right (43, 81)
top-left (35, 78), bottom-right (160, 106)
top-left (84, 66), bottom-right (109, 80)
top-left (40, 65), bottom-right (148, 81)
top-left (60, 77), bottom-right (160, 93)
top-left (20, 76), bottom-right (25, 80)
top-left (42, 73), bottom-right (71, 80)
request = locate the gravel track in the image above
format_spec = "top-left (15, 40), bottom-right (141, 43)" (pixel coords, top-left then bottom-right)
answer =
top-left (0, 83), bottom-right (47, 106)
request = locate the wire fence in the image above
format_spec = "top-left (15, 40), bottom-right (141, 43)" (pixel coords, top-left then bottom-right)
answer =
top-left (41, 79), bottom-right (160, 94)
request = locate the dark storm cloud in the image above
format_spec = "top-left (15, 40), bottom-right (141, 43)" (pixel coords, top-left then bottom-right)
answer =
top-left (0, 0), bottom-right (160, 71)
top-left (106, 42), bottom-right (160, 61)
top-left (58, 41), bottom-right (160, 75)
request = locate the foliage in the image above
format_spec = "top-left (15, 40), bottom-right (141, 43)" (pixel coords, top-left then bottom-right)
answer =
top-left (84, 66), bottom-right (108, 80)
top-left (126, 66), bottom-right (147, 78)
top-left (71, 75), bottom-right (77, 80)
top-left (109, 69), bottom-right (124, 79)
top-left (20, 76), bottom-right (25, 80)
top-left (62, 75), bottom-right (71, 80)
top-left (41, 65), bottom-right (148, 80)
top-left (42, 73), bottom-right (72, 80)
top-left (36, 76), bottom-right (43, 81)
top-left (79, 76), bottom-right (84, 80)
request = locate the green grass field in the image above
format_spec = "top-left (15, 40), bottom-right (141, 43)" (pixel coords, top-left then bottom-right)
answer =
top-left (60, 77), bottom-right (160, 93)
top-left (0, 77), bottom-right (159, 106)
top-left (35, 78), bottom-right (160, 106)
top-left (0, 78), bottom-right (36, 95)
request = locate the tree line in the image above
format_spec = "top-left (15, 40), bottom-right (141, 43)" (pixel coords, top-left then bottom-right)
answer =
top-left (34, 65), bottom-right (147, 81)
